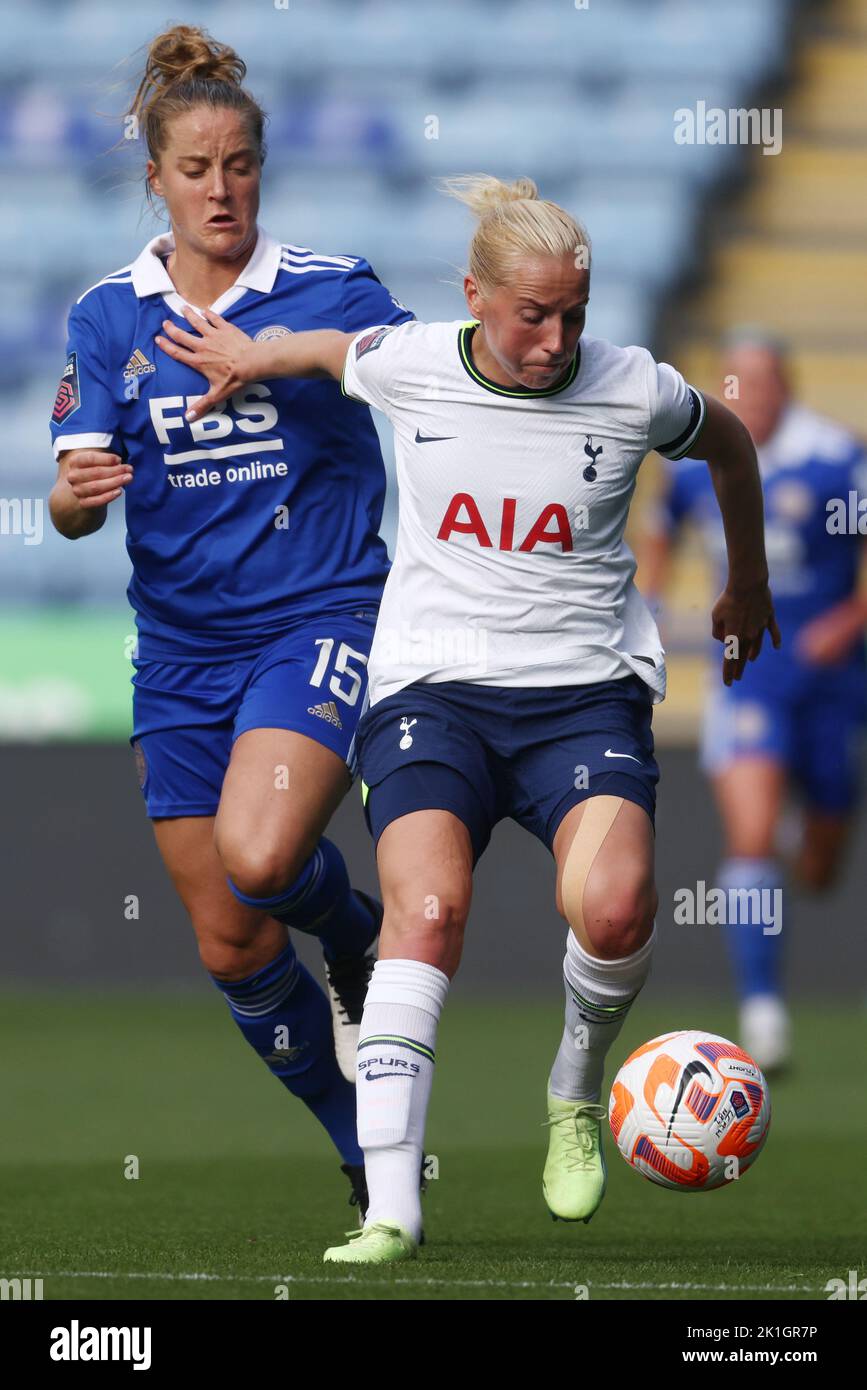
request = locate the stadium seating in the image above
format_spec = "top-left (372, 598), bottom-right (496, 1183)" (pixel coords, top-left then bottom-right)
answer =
top-left (1, 0), bottom-right (798, 601)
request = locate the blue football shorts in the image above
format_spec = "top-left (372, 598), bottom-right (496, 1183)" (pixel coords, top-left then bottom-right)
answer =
top-left (356, 672), bottom-right (659, 865)
top-left (130, 609), bottom-right (378, 818)
top-left (700, 655), bottom-right (866, 813)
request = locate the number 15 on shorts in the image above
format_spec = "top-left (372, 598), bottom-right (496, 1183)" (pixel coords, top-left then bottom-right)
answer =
top-left (309, 638), bottom-right (369, 707)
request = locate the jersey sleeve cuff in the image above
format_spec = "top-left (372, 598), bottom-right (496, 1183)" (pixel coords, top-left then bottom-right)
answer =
top-left (339, 343), bottom-right (367, 403)
top-left (53, 431), bottom-right (114, 460)
top-left (656, 387), bottom-right (707, 460)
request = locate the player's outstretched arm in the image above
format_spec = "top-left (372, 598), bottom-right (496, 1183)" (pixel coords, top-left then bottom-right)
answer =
top-left (689, 394), bottom-right (782, 685)
top-left (156, 307), bottom-right (354, 423)
top-left (49, 448), bottom-right (133, 539)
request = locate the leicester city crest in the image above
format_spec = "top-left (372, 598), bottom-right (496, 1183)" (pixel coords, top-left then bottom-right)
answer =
top-left (254, 325), bottom-right (294, 342)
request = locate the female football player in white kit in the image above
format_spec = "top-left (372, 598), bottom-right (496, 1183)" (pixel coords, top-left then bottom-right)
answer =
top-left (157, 175), bottom-right (781, 1266)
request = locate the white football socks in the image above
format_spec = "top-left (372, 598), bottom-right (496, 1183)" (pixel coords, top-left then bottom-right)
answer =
top-left (549, 924), bottom-right (656, 1103)
top-left (356, 958), bottom-right (449, 1241)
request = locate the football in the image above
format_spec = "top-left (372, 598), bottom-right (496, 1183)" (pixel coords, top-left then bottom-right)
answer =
top-left (608, 1031), bottom-right (771, 1191)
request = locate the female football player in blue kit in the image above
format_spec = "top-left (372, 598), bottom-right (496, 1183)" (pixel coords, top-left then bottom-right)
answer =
top-left (48, 24), bottom-right (413, 1217)
top-left (641, 332), bottom-right (867, 1072)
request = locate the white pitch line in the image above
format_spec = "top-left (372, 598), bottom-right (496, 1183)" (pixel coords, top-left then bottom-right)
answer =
top-left (602, 1281), bottom-right (822, 1292)
top-left (13, 1270), bottom-right (823, 1293)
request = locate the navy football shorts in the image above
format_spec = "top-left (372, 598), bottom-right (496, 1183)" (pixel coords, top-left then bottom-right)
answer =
top-left (357, 673), bottom-right (659, 865)
top-left (130, 609), bottom-right (377, 818)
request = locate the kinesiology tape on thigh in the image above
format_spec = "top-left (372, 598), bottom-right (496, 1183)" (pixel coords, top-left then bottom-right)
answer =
top-left (560, 796), bottom-right (624, 935)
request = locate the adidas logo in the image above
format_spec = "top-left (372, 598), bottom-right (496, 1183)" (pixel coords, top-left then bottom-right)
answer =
top-left (307, 701), bottom-right (343, 730)
top-left (123, 347), bottom-right (156, 380)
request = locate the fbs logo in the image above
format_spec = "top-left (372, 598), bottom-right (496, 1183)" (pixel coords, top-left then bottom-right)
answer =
top-left (308, 701), bottom-right (343, 730)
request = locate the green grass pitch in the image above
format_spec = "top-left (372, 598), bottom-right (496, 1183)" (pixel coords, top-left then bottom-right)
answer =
top-left (1, 991), bottom-right (863, 1301)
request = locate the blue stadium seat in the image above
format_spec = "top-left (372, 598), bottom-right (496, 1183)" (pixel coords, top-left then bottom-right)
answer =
top-left (0, 0), bottom-right (797, 605)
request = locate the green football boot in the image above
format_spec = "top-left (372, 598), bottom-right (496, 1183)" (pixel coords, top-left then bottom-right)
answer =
top-left (324, 1220), bottom-right (418, 1265)
top-left (542, 1091), bottom-right (608, 1223)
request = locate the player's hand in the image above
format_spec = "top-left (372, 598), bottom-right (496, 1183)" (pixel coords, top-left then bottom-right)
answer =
top-left (794, 603), bottom-right (864, 666)
top-left (711, 579), bottom-right (782, 686)
top-left (155, 307), bottom-right (257, 421)
top-left (64, 451), bottom-right (132, 508)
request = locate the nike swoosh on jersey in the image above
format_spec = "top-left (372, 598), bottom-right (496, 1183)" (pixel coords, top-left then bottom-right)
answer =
top-left (364, 1070), bottom-right (414, 1082)
top-left (603, 749), bottom-right (643, 763)
top-left (414, 429), bottom-right (457, 443)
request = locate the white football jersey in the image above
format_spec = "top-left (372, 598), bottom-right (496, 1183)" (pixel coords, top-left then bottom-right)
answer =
top-left (342, 319), bottom-right (706, 707)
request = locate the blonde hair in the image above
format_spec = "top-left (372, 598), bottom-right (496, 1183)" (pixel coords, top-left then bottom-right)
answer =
top-left (126, 25), bottom-right (267, 198)
top-left (438, 174), bottom-right (591, 296)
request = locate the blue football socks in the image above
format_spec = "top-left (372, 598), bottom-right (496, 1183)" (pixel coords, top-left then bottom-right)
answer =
top-left (717, 856), bottom-right (785, 1000)
top-left (228, 836), bottom-right (378, 962)
top-left (211, 937), bottom-right (362, 1163)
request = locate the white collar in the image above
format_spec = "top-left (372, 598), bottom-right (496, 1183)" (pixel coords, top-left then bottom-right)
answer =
top-left (130, 226), bottom-right (282, 313)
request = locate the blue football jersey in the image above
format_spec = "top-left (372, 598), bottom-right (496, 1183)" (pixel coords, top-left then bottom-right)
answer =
top-left (50, 228), bottom-right (413, 659)
top-left (654, 403), bottom-right (867, 664)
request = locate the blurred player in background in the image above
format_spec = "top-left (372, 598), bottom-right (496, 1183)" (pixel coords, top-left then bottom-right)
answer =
top-left (640, 331), bottom-right (867, 1071)
top-left (156, 175), bottom-right (780, 1265)
top-left (47, 24), bottom-right (414, 1216)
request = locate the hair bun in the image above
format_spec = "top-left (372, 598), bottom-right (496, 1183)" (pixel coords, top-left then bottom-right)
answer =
top-left (125, 24), bottom-right (266, 178)
top-left (435, 172), bottom-right (590, 296)
top-left (145, 24), bottom-right (246, 92)
top-left (437, 174), bottom-right (540, 217)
